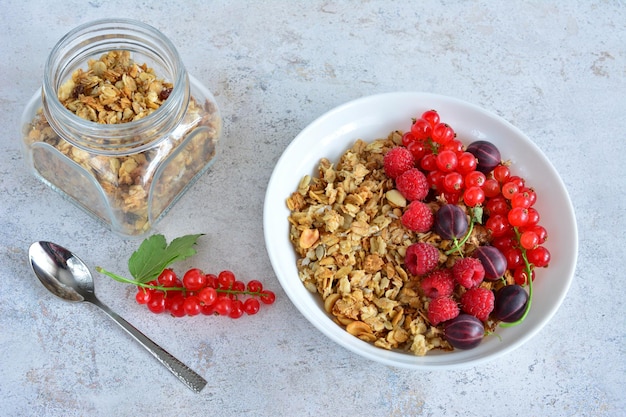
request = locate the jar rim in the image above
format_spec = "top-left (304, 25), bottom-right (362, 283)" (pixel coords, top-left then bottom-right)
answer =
top-left (42, 18), bottom-right (189, 155)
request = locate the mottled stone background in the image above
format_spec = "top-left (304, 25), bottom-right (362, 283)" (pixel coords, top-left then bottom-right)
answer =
top-left (1, 1), bottom-right (624, 416)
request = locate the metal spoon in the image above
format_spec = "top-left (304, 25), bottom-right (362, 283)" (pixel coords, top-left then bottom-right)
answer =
top-left (28, 241), bottom-right (207, 393)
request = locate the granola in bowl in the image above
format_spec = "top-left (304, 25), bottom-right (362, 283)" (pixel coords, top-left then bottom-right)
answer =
top-left (286, 131), bottom-right (510, 356)
top-left (264, 92), bottom-right (577, 368)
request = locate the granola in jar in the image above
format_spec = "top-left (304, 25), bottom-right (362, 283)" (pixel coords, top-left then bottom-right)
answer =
top-left (21, 20), bottom-right (222, 236)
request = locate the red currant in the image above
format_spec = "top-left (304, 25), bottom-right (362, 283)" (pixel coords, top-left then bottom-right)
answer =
top-left (526, 207), bottom-right (540, 226)
top-left (502, 181), bottom-right (520, 199)
top-left (198, 286), bottom-right (217, 306)
top-left (168, 297), bottom-right (187, 317)
top-left (204, 273), bottom-right (218, 288)
top-left (431, 123), bottom-right (455, 145)
top-left (508, 207), bottom-right (529, 227)
top-left (520, 230), bottom-right (539, 250)
top-left (436, 150), bottom-right (458, 172)
top-left (183, 296), bottom-right (202, 316)
top-left (492, 235), bottom-right (516, 252)
top-left (168, 294), bottom-right (187, 317)
top-left (427, 170), bottom-right (445, 191)
top-left (464, 171), bottom-right (486, 188)
top-left (482, 178), bottom-right (501, 198)
top-left (421, 109), bottom-right (440, 127)
top-left (229, 299), bottom-right (245, 319)
top-left (511, 192), bottom-right (532, 208)
top-left (200, 303), bottom-right (215, 316)
top-left (232, 280), bottom-right (246, 293)
top-left (157, 268), bottom-right (178, 287)
top-left (508, 175), bottom-right (525, 189)
top-left (524, 188), bottom-right (537, 206)
top-left (457, 152), bottom-right (477, 174)
top-left (402, 131), bottom-right (417, 147)
top-left (522, 224), bottom-right (547, 244)
top-left (493, 165), bottom-right (510, 184)
top-left (442, 191), bottom-right (461, 204)
top-left (247, 280), bottom-right (264, 293)
top-left (443, 172), bottom-right (464, 192)
top-left (527, 246), bottom-right (551, 267)
top-left (243, 298), bottom-right (261, 315)
top-left (441, 139), bottom-right (464, 154)
top-left (486, 214), bottom-right (511, 238)
top-left (213, 297), bottom-right (233, 316)
top-left (485, 196), bottom-right (509, 216)
top-left (407, 141), bottom-right (428, 161)
top-left (514, 266), bottom-right (535, 285)
top-left (183, 268), bottom-right (207, 291)
top-left (259, 290), bottom-right (276, 305)
top-left (135, 289), bottom-right (151, 304)
top-left (463, 186), bottom-right (485, 207)
top-left (410, 118), bottom-right (432, 140)
top-left (505, 247), bottom-right (524, 269)
top-left (217, 270), bottom-right (236, 289)
top-left (420, 153), bottom-right (438, 171)
top-left (147, 292), bottom-right (166, 314)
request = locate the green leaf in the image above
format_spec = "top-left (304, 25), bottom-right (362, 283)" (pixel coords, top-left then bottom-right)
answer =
top-left (128, 233), bottom-right (204, 283)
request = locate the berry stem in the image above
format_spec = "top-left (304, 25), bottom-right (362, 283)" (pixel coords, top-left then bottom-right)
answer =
top-left (96, 266), bottom-right (269, 298)
top-left (97, 266), bottom-right (182, 292)
top-left (212, 288), bottom-right (270, 298)
top-left (97, 266), bottom-right (145, 286)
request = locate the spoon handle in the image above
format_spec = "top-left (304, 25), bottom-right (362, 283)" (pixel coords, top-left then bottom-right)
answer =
top-left (91, 298), bottom-right (207, 393)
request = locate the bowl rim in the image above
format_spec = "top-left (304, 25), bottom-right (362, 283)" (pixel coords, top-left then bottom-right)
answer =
top-left (264, 91), bottom-right (578, 369)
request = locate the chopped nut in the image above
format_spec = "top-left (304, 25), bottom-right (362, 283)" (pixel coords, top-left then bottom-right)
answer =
top-left (346, 320), bottom-right (375, 342)
top-left (324, 293), bottom-right (341, 313)
top-left (386, 189), bottom-right (407, 207)
top-left (299, 228), bottom-right (320, 249)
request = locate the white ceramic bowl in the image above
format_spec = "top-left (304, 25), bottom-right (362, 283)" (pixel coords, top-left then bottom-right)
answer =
top-left (263, 92), bottom-right (577, 369)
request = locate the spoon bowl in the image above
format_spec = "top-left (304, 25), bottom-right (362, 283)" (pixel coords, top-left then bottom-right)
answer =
top-left (29, 241), bottom-right (207, 393)
top-left (30, 241), bottom-right (93, 302)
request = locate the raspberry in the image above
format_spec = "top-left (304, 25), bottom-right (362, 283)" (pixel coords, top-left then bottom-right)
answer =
top-left (452, 257), bottom-right (485, 288)
top-left (427, 297), bottom-right (460, 326)
top-left (396, 168), bottom-right (429, 201)
top-left (401, 201), bottom-right (434, 233)
top-left (460, 287), bottom-right (495, 321)
top-left (421, 269), bottom-right (455, 298)
top-left (405, 242), bottom-right (439, 276)
top-left (384, 146), bottom-right (415, 179)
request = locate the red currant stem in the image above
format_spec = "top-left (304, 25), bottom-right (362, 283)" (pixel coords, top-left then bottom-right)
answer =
top-left (96, 267), bottom-right (182, 292)
top-left (96, 266), bottom-right (142, 286)
top-left (500, 228), bottom-right (534, 327)
top-left (96, 267), bottom-right (269, 298)
top-left (213, 288), bottom-right (269, 298)
top-left (428, 138), bottom-right (439, 154)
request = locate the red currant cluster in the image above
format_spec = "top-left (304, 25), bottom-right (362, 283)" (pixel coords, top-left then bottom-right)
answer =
top-left (402, 109), bottom-right (551, 285)
top-left (484, 167), bottom-right (551, 285)
top-left (135, 268), bottom-right (276, 318)
top-left (403, 109), bottom-right (490, 207)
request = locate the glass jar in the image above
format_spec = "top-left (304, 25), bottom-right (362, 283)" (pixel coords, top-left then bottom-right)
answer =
top-left (21, 19), bottom-right (222, 236)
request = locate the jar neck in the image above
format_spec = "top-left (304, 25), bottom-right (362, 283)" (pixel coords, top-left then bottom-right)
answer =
top-left (42, 19), bottom-right (189, 155)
